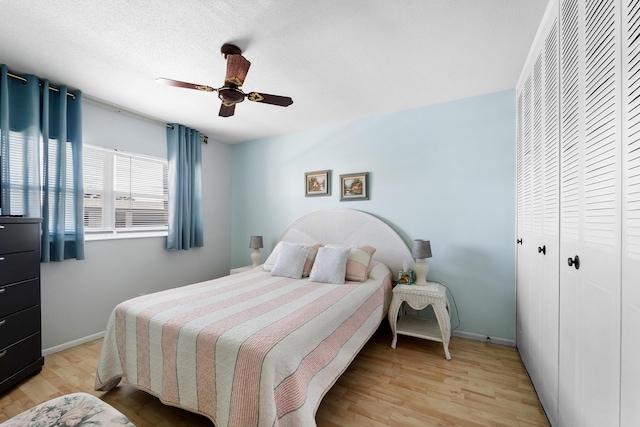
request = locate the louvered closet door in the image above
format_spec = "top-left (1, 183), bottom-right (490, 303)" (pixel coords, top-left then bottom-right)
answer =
top-left (536, 16), bottom-right (560, 425)
top-left (516, 85), bottom-right (535, 374)
top-left (558, 0), bottom-right (622, 426)
top-left (516, 88), bottom-right (528, 357)
top-left (516, 73), bottom-right (535, 378)
top-left (515, 6), bottom-right (560, 424)
top-left (621, 1), bottom-right (640, 424)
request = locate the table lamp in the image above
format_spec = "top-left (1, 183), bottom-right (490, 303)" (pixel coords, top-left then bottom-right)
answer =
top-left (412, 239), bottom-right (432, 286)
top-left (249, 235), bottom-right (263, 267)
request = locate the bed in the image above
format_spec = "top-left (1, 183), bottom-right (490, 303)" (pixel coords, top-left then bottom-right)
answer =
top-left (95, 209), bottom-right (413, 427)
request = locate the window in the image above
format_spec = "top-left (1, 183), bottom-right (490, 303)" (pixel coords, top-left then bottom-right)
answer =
top-left (2, 131), bottom-right (79, 234)
top-left (83, 144), bottom-right (168, 237)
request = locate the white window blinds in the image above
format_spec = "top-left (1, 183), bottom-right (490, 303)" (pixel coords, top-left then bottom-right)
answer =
top-left (83, 144), bottom-right (168, 235)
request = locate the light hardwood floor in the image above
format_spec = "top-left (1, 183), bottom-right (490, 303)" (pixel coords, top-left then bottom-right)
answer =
top-left (0, 324), bottom-right (549, 426)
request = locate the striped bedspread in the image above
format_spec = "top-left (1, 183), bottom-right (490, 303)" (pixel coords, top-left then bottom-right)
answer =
top-left (95, 262), bottom-right (392, 427)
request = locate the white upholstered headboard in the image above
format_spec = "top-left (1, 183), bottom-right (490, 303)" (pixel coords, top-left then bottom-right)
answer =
top-left (277, 209), bottom-right (413, 277)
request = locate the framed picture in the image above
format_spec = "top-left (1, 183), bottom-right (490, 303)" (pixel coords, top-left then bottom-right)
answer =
top-left (305, 170), bottom-right (331, 197)
top-left (340, 172), bottom-right (369, 201)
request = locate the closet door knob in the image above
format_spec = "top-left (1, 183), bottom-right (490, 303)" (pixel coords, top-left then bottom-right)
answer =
top-left (517, 238), bottom-right (523, 245)
top-left (538, 245), bottom-right (546, 255)
top-left (567, 255), bottom-right (580, 270)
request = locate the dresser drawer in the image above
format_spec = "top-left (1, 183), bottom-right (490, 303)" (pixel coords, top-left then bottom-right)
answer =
top-left (0, 221), bottom-right (40, 254)
top-left (0, 333), bottom-right (41, 382)
top-left (0, 279), bottom-right (40, 318)
top-left (0, 306), bottom-right (40, 350)
top-left (0, 251), bottom-right (40, 287)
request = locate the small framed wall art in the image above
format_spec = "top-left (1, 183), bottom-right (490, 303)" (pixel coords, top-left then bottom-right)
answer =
top-left (340, 172), bottom-right (369, 201)
top-left (305, 170), bottom-right (331, 197)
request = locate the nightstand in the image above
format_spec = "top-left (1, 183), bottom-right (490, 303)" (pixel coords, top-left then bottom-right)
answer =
top-left (388, 282), bottom-right (452, 360)
top-left (230, 265), bottom-right (254, 275)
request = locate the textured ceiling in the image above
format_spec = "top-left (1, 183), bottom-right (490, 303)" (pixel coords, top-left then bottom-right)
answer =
top-left (0, 0), bottom-right (548, 144)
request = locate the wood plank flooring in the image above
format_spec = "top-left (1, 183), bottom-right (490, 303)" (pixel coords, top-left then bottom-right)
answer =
top-left (0, 324), bottom-right (549, 426)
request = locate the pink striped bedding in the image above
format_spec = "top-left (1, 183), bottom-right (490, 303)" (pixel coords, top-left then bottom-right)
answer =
top-left (95, 261), bottom-right (392, 427)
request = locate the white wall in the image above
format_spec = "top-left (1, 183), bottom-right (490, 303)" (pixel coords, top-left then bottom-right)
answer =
top-left (40, 101), bottom-right (232, 351)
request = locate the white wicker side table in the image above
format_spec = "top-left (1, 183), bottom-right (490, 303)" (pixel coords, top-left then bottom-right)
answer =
top-left (388, 282), bottom-right (452, 360)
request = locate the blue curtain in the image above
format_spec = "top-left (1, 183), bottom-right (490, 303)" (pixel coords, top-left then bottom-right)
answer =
top-left (0, 64), bottom-right (85, 261)
top-left (166, 124), bottom-right (203, 251)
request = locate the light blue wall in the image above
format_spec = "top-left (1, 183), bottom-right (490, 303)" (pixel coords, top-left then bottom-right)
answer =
top-left (231, 89), bottom-right (516, 340)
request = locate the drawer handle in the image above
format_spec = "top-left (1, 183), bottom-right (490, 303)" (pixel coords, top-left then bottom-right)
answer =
top-left (0, 257), bottom-right (5, 261)
top-left (0, 319), bottom-right (4, 326)
top-left (0, 225), bottom-right (4, 229)
top-left (0, 350), bottom-right (6, 358)
top-left (0, 288), bottom-right (5, 293)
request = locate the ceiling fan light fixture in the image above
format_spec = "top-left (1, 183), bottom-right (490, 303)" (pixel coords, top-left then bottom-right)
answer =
top-left (157, 43), bottom-right (292, 118)
top-left (218, 87), bottom-right (245, 104)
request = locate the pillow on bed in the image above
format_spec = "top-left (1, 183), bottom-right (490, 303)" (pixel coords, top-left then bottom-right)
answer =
top-left (270, 243), bottom-right (310, 279)
top-left (263, 242), bottom-right (322, 277)
top-left (308, 246), bottom-right (351, 284)
top-left (325, 244), bottom-right (377, 282)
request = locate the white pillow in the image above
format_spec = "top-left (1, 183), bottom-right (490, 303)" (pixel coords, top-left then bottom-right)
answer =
top-left (308, 246), bottom-right (351, 284)
top-left (263, 241), bottom-right (322, 276)
top-left (270, 243), bottom-right (310, 279)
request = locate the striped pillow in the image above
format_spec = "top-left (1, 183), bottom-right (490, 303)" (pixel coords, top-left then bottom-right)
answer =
top-left (326, 245), bottom-right (377, 282)
top-left (263, 242), bottom-right (322, 277)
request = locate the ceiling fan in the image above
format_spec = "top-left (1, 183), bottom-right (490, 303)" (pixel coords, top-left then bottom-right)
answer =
top-left (157, 44), bottom-right (293, 117)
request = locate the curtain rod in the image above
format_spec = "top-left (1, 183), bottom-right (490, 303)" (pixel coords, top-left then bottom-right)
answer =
top-left (7, 71), bottom-right (77, 100)
top-left (83, 97), bottom-right (209, 143)
top-left (6, 70), bottom-right (208, 144)
top-left (82, 96), bottom-right (173, 129)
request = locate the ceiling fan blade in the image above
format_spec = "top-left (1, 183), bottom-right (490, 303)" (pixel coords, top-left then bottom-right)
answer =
top-left (225, 54), bottom-right (251, 87)
top-left (156, 77), bottom-right (216, 92)
top-left (246, 92), bottom-right (293, 107)
top-left (219, 103), bottom-right (236, 117)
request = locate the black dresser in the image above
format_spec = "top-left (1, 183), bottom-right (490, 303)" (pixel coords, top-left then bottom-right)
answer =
top-left (0, 217), bottom-right (43, 394)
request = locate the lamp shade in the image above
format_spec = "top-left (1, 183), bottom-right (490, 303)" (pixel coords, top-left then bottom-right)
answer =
top-left (249, 235), bottom-right (263, 249)
top-left (412, 239), bottom-right (432, 259)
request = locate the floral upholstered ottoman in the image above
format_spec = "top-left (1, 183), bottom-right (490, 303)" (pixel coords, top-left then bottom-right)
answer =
top-left (0, 392), bottom-right (134, 427)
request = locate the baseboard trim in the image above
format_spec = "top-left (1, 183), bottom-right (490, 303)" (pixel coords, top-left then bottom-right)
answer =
top-left (43, 331), bottom-right (105, 356)
top-left (452, 330), bottom-right (515, 347)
